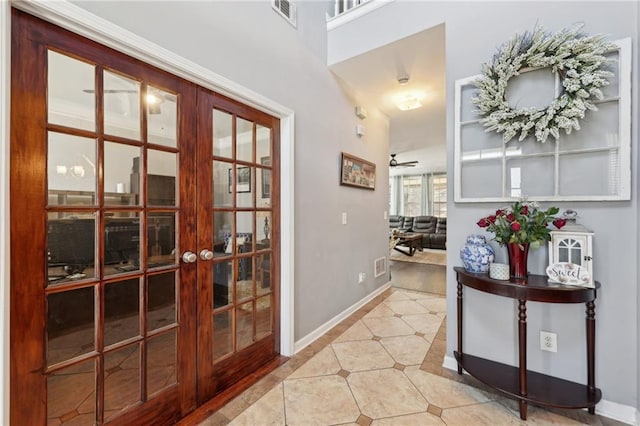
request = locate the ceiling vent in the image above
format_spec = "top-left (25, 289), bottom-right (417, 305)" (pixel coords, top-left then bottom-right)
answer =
top-left (272, 0), bottom-right (297, 27)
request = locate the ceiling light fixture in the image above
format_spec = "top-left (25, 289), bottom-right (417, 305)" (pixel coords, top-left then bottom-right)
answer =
top-left (398, 76), bottom-right (410, 85)
top-left (395, 94), bottom-right (422, 111)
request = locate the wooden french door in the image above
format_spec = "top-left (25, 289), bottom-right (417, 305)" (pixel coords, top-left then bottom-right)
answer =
top-left (10, 10), bottom-right (279, 425)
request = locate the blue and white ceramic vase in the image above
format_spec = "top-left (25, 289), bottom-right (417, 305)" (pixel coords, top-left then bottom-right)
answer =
top-left (460, 235), bottom-right (495, 273)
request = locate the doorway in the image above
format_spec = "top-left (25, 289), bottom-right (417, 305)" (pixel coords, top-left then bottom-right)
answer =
top-left (10, 10), bottom-right (280, 424)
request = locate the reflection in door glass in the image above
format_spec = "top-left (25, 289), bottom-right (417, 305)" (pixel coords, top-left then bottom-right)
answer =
top-left (236, 166), bottom-right (254, 208)
top-left (256, 211), bottom-right (272, 248)
top-left (236, 211), bottom-right (254, 253)
top-left (213, 261), bottom-right (233, 309)
top-left (47, 212), bottom-right (97, 284)
top-left (147, 86), bottom-right (178, 147)
top-left (47, 359), bottom-right (96, 425)
top-left (236, 302), bottom-right (254, 350)
top-left (104, 212), bottom-right (141, 276)
top-left (256, 125), bottom-right (271, 163)
top-left (212, 310), bottom-right (232, 361)
top-left (104, 141), bottom-right (141, 203)
top-left (213, 211), bottom-right (234, 258)
top-left (104, 70), bottom-right (141, 140)
top-left (236, 118), bottom-right (253, 162)
top-left (47, 50), bottom-right (96, 131)
top-left (213, 109), bottom-right (233, 158)
top-left (47, 132), bottom-right (97, 204)
top-left (104, 345), bottom-right (141, 421)
top-left (47, 286), bottom-right (95, 366)
top-left (148, 150), bottom-right (177, 206)
top-left (147, 331), bottom-right (177, 395)
top-left (148, 213), bottom-right (176, 268)
top-left (256, 295), bottom-right (272, 339)
top-left (104, 278), bottom-right (140, 346)
top-left (213, 160), bottom-right (233, 207)
top-left (147, 272), bottom-right (177, 331)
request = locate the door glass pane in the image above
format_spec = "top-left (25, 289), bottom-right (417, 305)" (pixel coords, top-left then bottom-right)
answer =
top-left (47, 212), bottom-right (97, 284)
top-left (148, 150), bottom-right (177, 206)
top-left (237, 302), bottom-right (254, 350)
top-left (257, 252), bottom-right (271, 295)
top-left (256, 211), bottom-right (272, 248)
top-left (47, 359), bottom-right (96, 425)
top-left (236, 166), bottom-right (254, 208)
top-left (104, 345), bottom-right (141, 421)
top-left (104, 70), bottom-right (141, 140)
top-left (104, 141), bottom-right (141, 203)
top-left (104, 278), bottom-right (140, 347)
top-left (213, 261), bottom-right (233, 309)
top-left (104, 213), bottom-right (140, 275)
top-left (47, 50), bottom-right (96, 131)
top-left (237, 259), bottom-right (254, 302)
top-left (236, 118), bottom-right (253, 162)
top-left (47, 286), bottom-right (95, 366)
top-left (237, 211), bottom-right (253, 253)
top-left (147, 86), bottom-right (177, 147)
top-left (48, 132), bottom-right (97, 204)
top-left (213, 211), bottom-right (234, 258)
top-left (147, 331), bottom-right (177, 395)
top-left (148, 213), bottom-right (176, 268)
top-left (148, 272), bottom-right (176, 331)
top-left (213, 311), bottom-right (232, 361)
top-left (257, 164), bottom-right (271, 208)
top-left (256, 295), bottom-right (272, 339)
top-left (213, 160), bottom-right (234, 207)
top-left (213, 109), bottom-right (232, 158)
top-left (256, 125), bottom-right (271, 164)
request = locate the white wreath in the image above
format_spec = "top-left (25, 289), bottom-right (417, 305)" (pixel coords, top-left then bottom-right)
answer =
top-left (472, 25), bottom-right (616, 143)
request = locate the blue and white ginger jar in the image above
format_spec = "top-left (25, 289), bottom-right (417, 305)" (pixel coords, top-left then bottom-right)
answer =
top-left (460, 235), bottom-right (495, 273)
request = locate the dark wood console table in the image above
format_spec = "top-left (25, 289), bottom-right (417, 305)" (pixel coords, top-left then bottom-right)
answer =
top-left (454, 267), bottom-right (602, 420)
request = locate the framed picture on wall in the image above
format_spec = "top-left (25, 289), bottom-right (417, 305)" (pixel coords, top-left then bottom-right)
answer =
top-left (340, 152), bottom-right (376, 190)
top-left (228, 167), bottom-right (251, 193)
top-left (261, 156), bottom-right (271, 199)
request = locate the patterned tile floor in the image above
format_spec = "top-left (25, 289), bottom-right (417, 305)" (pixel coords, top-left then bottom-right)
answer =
top-left (199, 288), bottom-right (624, 426)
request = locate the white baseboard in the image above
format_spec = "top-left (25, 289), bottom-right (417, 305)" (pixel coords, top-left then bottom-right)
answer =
top-left (442, 355), bottom-right (638, 425)
top-left (293, 282), bottom-right (392, 353)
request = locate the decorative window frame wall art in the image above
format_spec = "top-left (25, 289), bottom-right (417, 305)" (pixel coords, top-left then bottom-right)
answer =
top-left (454, 36), bottom-right (631, 202)
top-left (340, 152), bottom-right (376, 190)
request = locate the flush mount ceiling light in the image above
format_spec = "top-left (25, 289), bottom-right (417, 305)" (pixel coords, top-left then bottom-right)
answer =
top-left (395, 93), bottom-right (423, 111)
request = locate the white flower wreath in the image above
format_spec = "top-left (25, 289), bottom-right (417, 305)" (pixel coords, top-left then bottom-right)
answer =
top-left (472, 25), bottom-right (616, 143)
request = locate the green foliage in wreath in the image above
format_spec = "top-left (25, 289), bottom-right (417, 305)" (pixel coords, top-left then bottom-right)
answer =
top-left (472, 25), bottom-right (616, 144)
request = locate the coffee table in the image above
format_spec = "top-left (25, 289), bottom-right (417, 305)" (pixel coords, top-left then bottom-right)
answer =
top-left (393, 233), bottom-right (423, 256)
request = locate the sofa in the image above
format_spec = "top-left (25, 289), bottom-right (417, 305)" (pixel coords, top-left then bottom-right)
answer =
top-left (389, 215), bottom-right (447, 250)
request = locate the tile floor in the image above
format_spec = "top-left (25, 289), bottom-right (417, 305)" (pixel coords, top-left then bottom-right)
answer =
top-left (199, 286), bottom-right (622, 426)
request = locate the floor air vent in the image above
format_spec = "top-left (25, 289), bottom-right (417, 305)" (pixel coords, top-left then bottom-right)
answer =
top-left (374, 257), bottom-right (386, 278)
top-left (272, 0), bottom-right (297, 27)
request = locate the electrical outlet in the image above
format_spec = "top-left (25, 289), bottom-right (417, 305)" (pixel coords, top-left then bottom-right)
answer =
top-left (358, 272), bottom-right (366, 283)
top-left (540, 331), bottom-right (557, 352)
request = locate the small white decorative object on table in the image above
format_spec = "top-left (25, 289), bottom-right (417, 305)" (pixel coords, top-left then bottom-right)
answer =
top-left (489, 263), bottom-right (510, 280)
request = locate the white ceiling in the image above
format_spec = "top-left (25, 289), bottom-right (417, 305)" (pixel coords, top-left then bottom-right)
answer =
top-left (329, 23), bottom-right (446, 176)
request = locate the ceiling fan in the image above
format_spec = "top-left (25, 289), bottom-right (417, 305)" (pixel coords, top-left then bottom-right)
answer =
top-left (389, 153), bottom-right (418, 168)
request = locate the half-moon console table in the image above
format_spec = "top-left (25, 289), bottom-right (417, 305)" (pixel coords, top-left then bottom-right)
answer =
top-left (453, 267), bottom-right (602, 420)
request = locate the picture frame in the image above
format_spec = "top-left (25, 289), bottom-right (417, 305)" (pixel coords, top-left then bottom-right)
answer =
top-left (229, 166), bottom-right (251, 193)
top-left (261, 156), bottom-right (271, 199)
top-left (340, 152), bottom-right (376, 190)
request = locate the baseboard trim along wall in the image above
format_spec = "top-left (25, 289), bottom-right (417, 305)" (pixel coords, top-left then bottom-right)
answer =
top-left (442, 355), bottom-right (638, 425)
top-left (293, 282), bottom-right (392, 353)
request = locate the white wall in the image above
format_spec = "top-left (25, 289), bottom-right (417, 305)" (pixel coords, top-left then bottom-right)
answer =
top-left (330, 0), bottom-right (639, 416)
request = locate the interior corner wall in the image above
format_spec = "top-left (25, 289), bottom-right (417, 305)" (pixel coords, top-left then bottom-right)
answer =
top-left (71, 1), bottom-right (390, 341)
top-left (329, 0), bottom-right (639, 413)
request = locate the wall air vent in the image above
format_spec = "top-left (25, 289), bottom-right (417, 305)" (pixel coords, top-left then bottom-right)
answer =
top-left (374, 257), bottom-right (387, 278)
top-left (272, 0), bottom-right (297, 27)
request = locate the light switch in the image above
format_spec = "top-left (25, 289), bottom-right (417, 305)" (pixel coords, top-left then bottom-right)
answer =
top-left (342, 212), bottom-right (347, 225)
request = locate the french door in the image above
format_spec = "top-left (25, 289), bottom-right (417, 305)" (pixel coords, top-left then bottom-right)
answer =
top-left (10, 10), bottom-right (279, 425)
